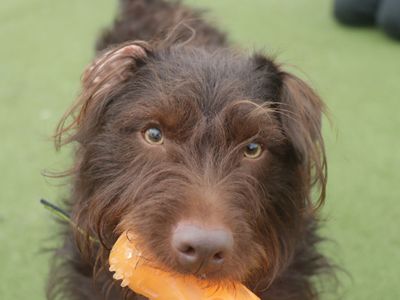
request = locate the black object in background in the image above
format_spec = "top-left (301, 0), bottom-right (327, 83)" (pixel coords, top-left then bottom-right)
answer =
top-left (334, 0), bottom-right (400, 40)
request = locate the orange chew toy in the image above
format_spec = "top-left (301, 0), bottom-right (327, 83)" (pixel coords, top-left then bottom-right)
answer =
top-left (109, 231), bottom-right (260, 300)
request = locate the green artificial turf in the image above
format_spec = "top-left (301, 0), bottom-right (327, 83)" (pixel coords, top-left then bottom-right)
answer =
top-left (0, 0), bottom-right (399, 299)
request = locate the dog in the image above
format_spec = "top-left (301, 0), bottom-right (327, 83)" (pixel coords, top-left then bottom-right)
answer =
top-left (48, 0), bottom-right (333, 299)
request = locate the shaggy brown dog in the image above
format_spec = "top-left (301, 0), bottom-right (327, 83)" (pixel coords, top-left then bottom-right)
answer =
top-left (48, 0), bottom-right (333, 299)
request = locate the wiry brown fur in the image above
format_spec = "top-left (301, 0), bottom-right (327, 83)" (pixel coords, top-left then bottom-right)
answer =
top-left (47, 0), bottom-right (334, 299)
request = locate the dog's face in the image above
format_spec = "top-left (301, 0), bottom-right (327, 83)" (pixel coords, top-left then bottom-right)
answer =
top-left (58, 42), bottom-right (326, 287)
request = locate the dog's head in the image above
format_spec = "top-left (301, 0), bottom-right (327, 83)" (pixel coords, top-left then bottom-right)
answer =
top-left (56, 41), bottom-right (326, 287)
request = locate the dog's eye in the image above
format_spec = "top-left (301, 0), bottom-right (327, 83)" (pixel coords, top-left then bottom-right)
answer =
top-left (143, 127), bottom-right (164, 145)
top-left (244, 142), bottom-right (262, 159)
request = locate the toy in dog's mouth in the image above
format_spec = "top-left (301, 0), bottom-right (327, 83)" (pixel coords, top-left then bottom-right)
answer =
top-left (109, 231), bottom-right (260, 300)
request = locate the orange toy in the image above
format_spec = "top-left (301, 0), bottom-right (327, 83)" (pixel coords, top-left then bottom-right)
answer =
top-left (109, 231), bottom-right (260, 300)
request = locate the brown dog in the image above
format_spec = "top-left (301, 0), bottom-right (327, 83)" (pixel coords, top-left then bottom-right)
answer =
top-left (48, 0), bottom-right (333, 299)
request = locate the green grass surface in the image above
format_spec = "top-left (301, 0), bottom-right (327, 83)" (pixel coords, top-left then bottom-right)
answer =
top-left (1, 0), bottom-right (399, 299)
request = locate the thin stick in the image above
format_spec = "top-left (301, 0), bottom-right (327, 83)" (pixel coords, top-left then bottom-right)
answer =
top-left (40, 198), bottom-right (99, 243)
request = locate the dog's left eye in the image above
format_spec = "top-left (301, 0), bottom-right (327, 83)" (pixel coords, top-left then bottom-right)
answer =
top-left (244, 142), bottom-right (262, 159)
top-left (143, 127), bottom-right (164, 145)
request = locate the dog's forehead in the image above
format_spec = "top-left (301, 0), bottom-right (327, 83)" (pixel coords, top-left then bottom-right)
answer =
top-left (115, 47), bottom-right (282, 140)
top-left (143, 47), bottom-right (276, 115)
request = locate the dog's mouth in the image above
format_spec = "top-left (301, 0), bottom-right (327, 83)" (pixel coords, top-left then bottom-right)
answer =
top-left (116, 214), bottom-right (254, 284)
top-left (172, 252), bottom-right (234, 283)
top-left (137, 244), bottom-right (234, 283)
top-left (110, 231), bottom-right (234, 284)
top-left (110, 231), bottom-right (260, 299)
top-left (125, 230), bottom-right (237, 283)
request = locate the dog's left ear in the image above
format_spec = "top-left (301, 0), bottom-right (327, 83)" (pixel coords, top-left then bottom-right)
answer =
top-left (253, 54), bottom-right (327, 205)
top-left (252, 54), bottom-right (325, 163)
top-left (278, 71), bottom-right (325, 164)
top-left (277, 69), bottom-right (327, 207)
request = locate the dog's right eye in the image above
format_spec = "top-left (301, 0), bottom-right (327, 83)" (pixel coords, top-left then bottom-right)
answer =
top-left (244, 142), bottom-right (263, 159)
top-left (143, 127), bottom-right (164, 145)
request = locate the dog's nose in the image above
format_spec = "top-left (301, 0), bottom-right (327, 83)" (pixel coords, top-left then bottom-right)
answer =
top-left (171, 222), bottom-right (233, 274)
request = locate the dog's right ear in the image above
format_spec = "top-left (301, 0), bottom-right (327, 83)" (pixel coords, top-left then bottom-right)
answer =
top-left (55, 41), bottom-right (151, 149)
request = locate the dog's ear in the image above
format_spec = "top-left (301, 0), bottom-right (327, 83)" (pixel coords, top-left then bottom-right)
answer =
top-left (252, 54), bottom-right (325, 162)
top-left (278, 71), bottom-right (327, 207)
top-left (279, 71), bottom-right (325, 163)
top-left (252, 54), bottom-right (327, 205)
top-left (55, 41), bottom-right (151, 148)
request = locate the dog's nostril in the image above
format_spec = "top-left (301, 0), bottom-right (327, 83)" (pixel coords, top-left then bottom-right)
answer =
top-left (181, 245), bottom-right (196, 256)
top-left (212, 251), bottom-right (224, 263)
